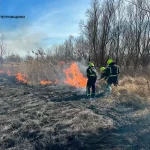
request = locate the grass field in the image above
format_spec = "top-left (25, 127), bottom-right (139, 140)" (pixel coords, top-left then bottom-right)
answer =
top-left (0, 62), bottom-right (150, 149)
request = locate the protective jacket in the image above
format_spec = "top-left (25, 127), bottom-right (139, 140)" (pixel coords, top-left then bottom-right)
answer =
top-left (86, 67), bottom-right (97, 78)
top-left (105, 62), bottom-right (120, 85)
top-left (105, 62), bottom-right (120, 78)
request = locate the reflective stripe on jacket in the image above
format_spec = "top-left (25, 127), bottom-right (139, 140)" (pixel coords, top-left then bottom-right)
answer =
top-left (86, 67), bottom-right (97, 77)
top-left (106, 63), bottom-right (120, 78)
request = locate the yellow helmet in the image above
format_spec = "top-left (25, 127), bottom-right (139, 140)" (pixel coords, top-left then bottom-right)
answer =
top-left (107, 59), bottom-right (113, 65)
top-left (89, 62), bottom-right (94, 67)
top-left (100, 67), bottom-right (106, 72)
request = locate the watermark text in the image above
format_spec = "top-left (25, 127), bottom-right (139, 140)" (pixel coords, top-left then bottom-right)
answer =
top-left (0, 16), bottom-right (25, 19)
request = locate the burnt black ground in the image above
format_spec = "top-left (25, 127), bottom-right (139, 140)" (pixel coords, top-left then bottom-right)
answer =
top-left (0, 80), bottom-right (150, 150)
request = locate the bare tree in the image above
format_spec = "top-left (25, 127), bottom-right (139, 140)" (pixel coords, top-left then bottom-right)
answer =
top-left (49, 0), bottom-right (150, 71)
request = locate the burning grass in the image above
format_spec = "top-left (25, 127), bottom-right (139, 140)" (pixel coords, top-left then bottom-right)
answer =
top-left (63, 62), bottom-right (87, 88)
top-left (1, 62), bottom-right (150, 149)
top-left (0, 61), bottom-right (87, 87)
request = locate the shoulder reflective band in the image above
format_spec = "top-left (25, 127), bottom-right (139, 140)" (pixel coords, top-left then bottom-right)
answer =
top-left (89, 74), bottom-right (96, 76)
top-left (109, 75), bottom-right (118, 77)
top-left (107, 67), bottom-right (112, 74)
top-left (117, 66), bottom-right (119, 74)
top-left (89, 69), bottom-right (93, 73)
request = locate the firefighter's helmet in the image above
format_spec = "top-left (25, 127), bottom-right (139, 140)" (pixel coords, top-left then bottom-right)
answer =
top-left (107, 59), bottom-right (113, 65)
top-left (89, 62), bottom-right (94, 67)
top-left (100, 67), bottom-right (106, 72)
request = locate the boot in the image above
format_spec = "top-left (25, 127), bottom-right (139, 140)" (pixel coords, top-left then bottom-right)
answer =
top-left (91, 93), bottom-right (95, 98)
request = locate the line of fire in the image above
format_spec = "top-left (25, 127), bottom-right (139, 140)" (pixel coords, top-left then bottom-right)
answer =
top-left (0, 62), bottom-right (87, 88)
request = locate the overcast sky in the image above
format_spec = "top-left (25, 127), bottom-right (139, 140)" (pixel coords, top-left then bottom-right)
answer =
top-left (0, 0), bottom-right (91, 56)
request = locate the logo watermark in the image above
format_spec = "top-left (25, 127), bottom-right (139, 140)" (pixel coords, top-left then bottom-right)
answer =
top-left (0, 16), bottom-right (25, 19)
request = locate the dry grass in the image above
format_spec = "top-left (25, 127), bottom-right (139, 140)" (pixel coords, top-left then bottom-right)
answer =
top-left (0, 74), bottom-right (150, 149)
top-left (1, 63), bottom-right (22, 75)
top-left (112, 76), bottom-right (150, 98)
top-left (1, 60), bottom-right (69, 85)
top-left (20, 60), bottom-right (76, 85)
top-left (21, 60), bottom-right (57, 84)
top-left (108, 76), bottom-right (150, 111)
top-left (1, 62), bottom-right (150, 149)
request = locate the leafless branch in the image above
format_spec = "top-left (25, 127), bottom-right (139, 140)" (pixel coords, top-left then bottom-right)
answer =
top-left (125, 0), bottom-right (150, 13)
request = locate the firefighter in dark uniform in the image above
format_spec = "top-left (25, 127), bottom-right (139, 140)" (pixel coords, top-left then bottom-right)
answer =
top-left (86, 62), bottom-right (97, 98)
top-left (99, 59), bottom-right (120, 95)
top-left (105, 59), bottom-right (120, 86)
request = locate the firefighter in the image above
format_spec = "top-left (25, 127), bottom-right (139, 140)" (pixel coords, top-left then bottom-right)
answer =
top-left (86, 62), bottom-right (97, 98)
top-left (99, 59), bottom-right (120, 96)
top-left (105, 59), bottom-right (120, 86)
top-left (100, 67), bottom-right (107, 80)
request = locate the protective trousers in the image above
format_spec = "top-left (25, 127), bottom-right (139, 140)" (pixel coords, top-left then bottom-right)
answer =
top-left (86, 77), bottom-right (97, 97)
top-left (104, 84), bottom-right (112, 96)
top-left (107, 76), bottom-right (118, 86)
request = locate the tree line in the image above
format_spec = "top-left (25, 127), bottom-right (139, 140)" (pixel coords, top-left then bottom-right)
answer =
top-left (53, 0), bottom-right (150, 70)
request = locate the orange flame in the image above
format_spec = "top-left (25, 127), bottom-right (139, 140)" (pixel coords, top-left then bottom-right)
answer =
top-left (16, 73), bottom-right (29, 84)
top-left (0, 62), bottom-right (87, 88)
top-left (63, 62), bottom-right (87, 88)
top-left (40, 80), bottom-right (52, 85)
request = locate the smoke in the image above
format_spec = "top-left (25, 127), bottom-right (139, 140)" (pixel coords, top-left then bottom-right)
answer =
top-left (76, 60), bottom-right (88, 76)
top-left (5, 29), bottom-right (48, 56)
